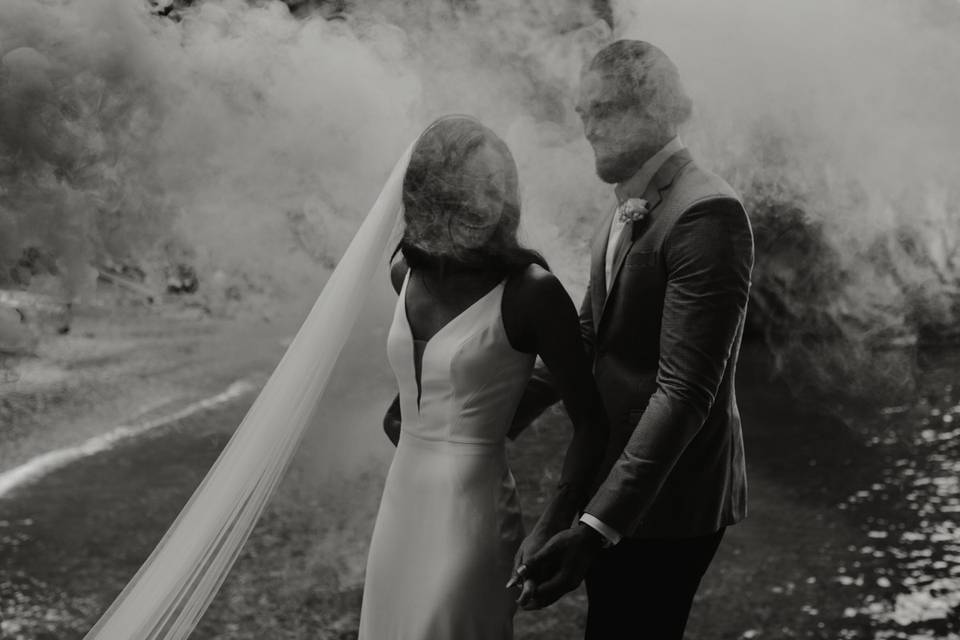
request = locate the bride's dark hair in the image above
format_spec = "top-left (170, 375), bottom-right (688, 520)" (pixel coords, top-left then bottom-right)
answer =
top-left (397, 115), bottom-right (549, 275)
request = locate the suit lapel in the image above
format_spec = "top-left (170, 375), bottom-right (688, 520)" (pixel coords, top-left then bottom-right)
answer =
top-left (598, 149), bottom-right (694, 327)
top-left (607, 181), bottom-right (661, 290)
top-left (590, 205), bottom-right (615, 326)
top-left (631, 182), bottom-right (663, 242)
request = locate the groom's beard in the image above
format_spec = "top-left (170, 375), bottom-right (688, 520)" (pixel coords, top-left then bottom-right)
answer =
top-left (593, 145), bottom-right (654, 184)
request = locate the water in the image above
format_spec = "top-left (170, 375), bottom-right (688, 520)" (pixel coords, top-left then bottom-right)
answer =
top-left (700, 349), bottom-right (960, 640)
top-left (832, 353), bottom-right (960, 638)
top-left (0, 348), bottom-right (959, 639)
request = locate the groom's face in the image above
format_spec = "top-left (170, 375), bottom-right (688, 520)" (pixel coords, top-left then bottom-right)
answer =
top-left (576, 69), bottom-right (664, 184)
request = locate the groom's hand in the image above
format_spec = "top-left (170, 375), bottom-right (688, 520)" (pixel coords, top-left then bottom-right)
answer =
top-left (515, 523), bottom-right (605, 610)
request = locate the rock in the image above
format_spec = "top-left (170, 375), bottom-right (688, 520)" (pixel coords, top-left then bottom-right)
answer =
top-left (0, 289), bottom-right (71, 337)
top-left (744, 184), bottom-right (921, 403)
top-left (0, 306), bottom-right (38, 356)
top-left (1, 47), bottom-right (54, 98)
top-left (165, 263), bottom-right (199, 294)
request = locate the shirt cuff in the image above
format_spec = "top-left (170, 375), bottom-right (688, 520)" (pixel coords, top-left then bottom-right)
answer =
top-left (579, 513), bottom-right (622, 547)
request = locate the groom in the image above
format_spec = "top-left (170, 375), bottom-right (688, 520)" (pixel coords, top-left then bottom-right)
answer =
top-left (510, 40), bottom-right (754, 638)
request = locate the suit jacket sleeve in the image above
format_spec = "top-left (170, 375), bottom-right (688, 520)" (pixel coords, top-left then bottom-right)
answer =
top-left (507, 283), bottom-right (596, 439)
top-left (584, 198), bottom-right (753, 536)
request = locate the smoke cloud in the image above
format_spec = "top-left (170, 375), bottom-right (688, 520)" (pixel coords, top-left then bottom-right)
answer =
top-left (611, 0), bottom-right (960, 397)
top-left (2, 0), bottom-right (958, 385)
top-left (3, 0), bottom-right (959, 625)
top-left (0, 0), bottom-right (611, 301)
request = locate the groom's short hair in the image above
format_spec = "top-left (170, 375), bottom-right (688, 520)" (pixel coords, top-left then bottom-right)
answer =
top-left (588, 40), bottom-right (693, 128)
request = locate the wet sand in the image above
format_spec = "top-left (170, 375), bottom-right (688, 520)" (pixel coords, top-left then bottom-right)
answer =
top-left (1, 307), bottom-right (958, 639)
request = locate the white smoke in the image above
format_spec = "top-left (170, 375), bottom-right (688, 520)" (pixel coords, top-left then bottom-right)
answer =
top-left (615, 0), bottom-right (960, 313)
top-left (606, 0), bottom-right (960, 397)
top-left (4, 1), bottom-right (960, 630)
top-left (1, 0), bottom-right (613, 302)
top-left (618, 0), bottom-right (960, 231)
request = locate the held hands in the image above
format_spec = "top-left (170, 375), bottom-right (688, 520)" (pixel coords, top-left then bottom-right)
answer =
top-left (507, 523), bottom-right (606, 610)
top-left (508, 526), bottom-right (554, 607)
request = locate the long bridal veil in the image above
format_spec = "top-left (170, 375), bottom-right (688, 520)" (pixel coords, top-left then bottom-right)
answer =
top-left (83, 142), bottom-right (413, 640)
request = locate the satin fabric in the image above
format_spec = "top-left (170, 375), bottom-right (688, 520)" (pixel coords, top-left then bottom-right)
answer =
top-left (358, 272), bottom-right (534, 640)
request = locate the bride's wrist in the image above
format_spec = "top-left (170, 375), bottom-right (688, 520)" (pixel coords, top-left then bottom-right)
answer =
top-left (575, 521), bottom-right (608, 550)
top-left (531, 511), bottom-right (569, 536)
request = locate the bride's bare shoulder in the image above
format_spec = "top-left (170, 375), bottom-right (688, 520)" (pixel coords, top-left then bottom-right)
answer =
top-left (506, 263), bottom-right (568, 306)
top-left (503, 264), bottom-right (577, 353)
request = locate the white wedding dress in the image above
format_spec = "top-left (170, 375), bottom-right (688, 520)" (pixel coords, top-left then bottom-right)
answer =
top-left (358, 271), bottom-right (535, 640)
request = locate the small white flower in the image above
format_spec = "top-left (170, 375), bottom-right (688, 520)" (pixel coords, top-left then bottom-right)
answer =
top-left (617, 197), bottom-right (649, 223)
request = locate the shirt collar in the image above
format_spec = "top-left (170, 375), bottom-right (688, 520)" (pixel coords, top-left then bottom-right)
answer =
top-left (614, 136), bottom-right (685, 204)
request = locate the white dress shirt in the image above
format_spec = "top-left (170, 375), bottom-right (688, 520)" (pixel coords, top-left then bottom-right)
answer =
top-left (583, 136), bottom-right (685, 546)
top-left (604, 136), bottom-right (685, 291)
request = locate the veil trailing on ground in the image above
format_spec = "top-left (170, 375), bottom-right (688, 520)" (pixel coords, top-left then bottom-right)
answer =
top-left (82, 142), bottom-right (413, 640)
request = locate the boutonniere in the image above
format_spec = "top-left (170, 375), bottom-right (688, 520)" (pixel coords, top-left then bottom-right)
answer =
top-left (617, 197), bottom-right (649, 223)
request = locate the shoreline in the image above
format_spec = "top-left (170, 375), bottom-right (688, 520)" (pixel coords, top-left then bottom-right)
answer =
top-left (1, 307), bottom-right (957, 639)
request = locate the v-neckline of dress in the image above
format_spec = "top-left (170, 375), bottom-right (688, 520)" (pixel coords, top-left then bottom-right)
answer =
top-left (401, 271), bottom-right (505, 410)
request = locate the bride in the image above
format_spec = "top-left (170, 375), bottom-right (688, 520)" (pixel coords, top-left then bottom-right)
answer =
top-left (80, 114), bottom-right (606, 640)
top-left (358, 115), bottom-right (609, 639)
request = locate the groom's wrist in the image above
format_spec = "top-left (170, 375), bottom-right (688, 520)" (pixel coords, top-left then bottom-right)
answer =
top-left (576, 522), bottom-right (608, 551)
top-left (578, 513), bottom-right (620, 547)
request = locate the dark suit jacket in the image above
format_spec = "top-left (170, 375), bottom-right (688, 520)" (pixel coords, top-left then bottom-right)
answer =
top-left (514, 149), bottom-right (753, 539)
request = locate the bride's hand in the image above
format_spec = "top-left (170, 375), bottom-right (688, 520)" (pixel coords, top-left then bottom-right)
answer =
top-left (506, 526), bottom-right (554, 601)
top-left (514, 523), bottom-right (605, 610)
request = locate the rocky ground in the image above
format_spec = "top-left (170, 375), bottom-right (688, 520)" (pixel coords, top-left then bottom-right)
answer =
top-left (1, 298), bottom-right (958, 640)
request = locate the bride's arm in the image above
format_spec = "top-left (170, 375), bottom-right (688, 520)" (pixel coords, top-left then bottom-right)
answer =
top-left (506, 284), bottom-right (594, 441)
top-left (505, 266), bottom-right (610, 533)
top-left (381, 257), bottom-right (409, 447)
top-left (382, 394), bottom-right (401, 446)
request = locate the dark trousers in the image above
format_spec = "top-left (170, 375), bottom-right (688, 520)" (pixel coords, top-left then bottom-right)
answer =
top-left (584, 528), bottom-right (725, 640)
